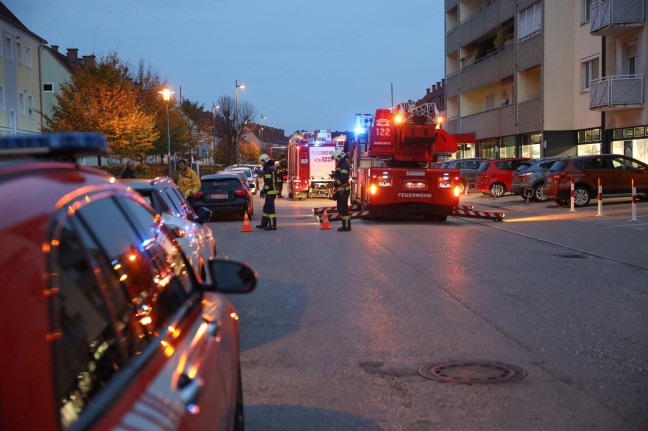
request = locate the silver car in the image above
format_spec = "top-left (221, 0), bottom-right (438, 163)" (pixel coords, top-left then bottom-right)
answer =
top-left (122, 177), bottom-right (217, 283)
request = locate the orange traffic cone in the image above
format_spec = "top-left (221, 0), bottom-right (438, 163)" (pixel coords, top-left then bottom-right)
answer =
top-left (320, 209), bottom-right (332, 230)
top-left (241, 212), bottom-right (253, 232)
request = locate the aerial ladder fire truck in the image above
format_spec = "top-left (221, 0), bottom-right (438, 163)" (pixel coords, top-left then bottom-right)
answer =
top-left (286, 130), bottom-right (345, 199)
top-left (351, 102), bottom-right (461, 221)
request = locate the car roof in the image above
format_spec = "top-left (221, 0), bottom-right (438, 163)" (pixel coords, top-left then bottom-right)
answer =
top-left (120, 177), bottom-right (177, 191)
top-left (202, 172), bottom-right (244, 180)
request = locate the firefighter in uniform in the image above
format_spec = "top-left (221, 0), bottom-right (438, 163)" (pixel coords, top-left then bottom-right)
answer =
top-left (275, 161), bottom-right (285, 198)
top-left (332, 149), bottom-right (351, 232)
top-left (177, 159), bottom-right (201, 199)
top-left (256, 154), bottom-right (278, 230)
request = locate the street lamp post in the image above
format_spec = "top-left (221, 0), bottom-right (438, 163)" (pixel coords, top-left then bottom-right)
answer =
top-left (235, 80), bottom-right (245, 164)
top-left (159, 88), bottom-right (175, 176)
top-left (260, 114), bottom-right (267, 142)
top-left (212, 103), bottom-right (220, 165)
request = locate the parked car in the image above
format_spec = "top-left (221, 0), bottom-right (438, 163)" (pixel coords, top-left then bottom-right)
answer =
top-left (510, 157), bottom-right (560, 202)
top-left (121, 177), bottom-right (217, 283)
top-left (226, 166), bottom-right (257, 194)
top-left (545, 154), bottom-right (648, 207)
top-left (442, 157), bottom-right (488, 193)
top-left (194, 172), bottom-right (254, 220)
top-left (0, 133), bottom-right (256, 431)
top-left (475, 157), bottom-right (531, 197)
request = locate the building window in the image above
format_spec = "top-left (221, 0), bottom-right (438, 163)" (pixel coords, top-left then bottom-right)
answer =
top-left (486, 94), bottom-right (495, 110)
top-left (43, 82), bottom-right (54, 92)
top-left (28, 94), bottom-right (34, 117)
top-left (577, 128), bottom-right (601, 143)
top-left (18, 92), bottom-right (25, 116)
top-left (519, 2), bottom-right (542, 40)
top-left (582, 0), bottom-right (593, 24)
top-left (25, 45), bottom-right (32, 68)
top-left (581, 57), bottom-right (599, 91)
top-left (16, 41), bottom-right (22, 65)
top-left (623, 42), bottom-right (637, 75)
top-left (5, 36), bottom-right (13, 61)
top-left (0, 86), bottom-right (5, 111)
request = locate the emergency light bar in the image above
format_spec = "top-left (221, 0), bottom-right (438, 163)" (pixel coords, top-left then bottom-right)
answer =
top-left (0, 132), bottom-right (109, 160)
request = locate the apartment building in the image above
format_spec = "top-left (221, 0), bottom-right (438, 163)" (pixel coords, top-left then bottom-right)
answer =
top-left (0, 3), bottom-right (46, 136)
top-left (444, 0), bottom-right (647, 164)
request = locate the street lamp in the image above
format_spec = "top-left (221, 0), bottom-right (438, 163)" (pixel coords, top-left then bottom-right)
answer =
top-left (212, 103), bottom-right (220, 165)
top-left (260, 114), bottom-right (267, 142)
top-left (235, 80), bottom-right (245, 164)
top-left (159, 88), bottom-right (175, 176)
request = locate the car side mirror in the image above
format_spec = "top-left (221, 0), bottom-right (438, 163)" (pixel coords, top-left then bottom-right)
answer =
top-left (196, 207), bottom-right (212, 224)
top-left (203, 258), bottom-right (257, 294)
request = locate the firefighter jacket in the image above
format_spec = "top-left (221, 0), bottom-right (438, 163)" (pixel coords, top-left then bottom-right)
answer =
top-left (261, 162), bottom-right (278, 195)
top-left (178, 167), bottom-right (201, 197)
top-left (276, 167), bottom-right (285, 184)
top-left (333, 156), bottom-right (351, 191)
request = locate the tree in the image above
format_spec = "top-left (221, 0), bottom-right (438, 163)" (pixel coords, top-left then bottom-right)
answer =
top-left (213, 95), bottom-right (257, 165)
top-left (42, 52), bottom-right (158, 163)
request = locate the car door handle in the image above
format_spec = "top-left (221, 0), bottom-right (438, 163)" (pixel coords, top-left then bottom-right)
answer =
top-left (177, 372), bottom-right (204, 406)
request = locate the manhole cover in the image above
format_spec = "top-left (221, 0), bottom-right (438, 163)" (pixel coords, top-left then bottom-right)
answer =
top-left (419, 361), bottom-right (527, 384)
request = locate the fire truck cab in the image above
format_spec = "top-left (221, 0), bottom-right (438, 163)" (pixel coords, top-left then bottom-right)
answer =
top-left (351, 103), bottom-right (461, 220)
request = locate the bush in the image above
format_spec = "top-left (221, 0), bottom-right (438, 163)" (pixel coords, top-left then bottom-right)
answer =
top-left (100, 163), bottom-right (171, 180)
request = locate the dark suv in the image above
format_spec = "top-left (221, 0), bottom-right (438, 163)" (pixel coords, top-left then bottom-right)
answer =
top-left (510, 157), bottom-right (559, 202)
top-left (440, 158), bottom-right (487, 193)
top-left (545, 154), bottom-right (648, 207)
top-left (0, 133), bottom-right (256, 431)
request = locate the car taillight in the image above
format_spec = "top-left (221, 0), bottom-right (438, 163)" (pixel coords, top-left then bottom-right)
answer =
top-left (519, 171), bottom-right (534, 178)
top-left (235, 188), bottom-right (248, 197)
top-left (369, 184), bottom-right (377, 195)
top-left (194, 190), bottom-right (204, 199)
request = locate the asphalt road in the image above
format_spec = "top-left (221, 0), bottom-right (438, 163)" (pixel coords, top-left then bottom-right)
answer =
top-left (208, 193), bottom-right (648, 431)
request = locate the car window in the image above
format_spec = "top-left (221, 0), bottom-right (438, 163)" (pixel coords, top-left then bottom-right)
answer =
top-left (516, 162), bottom-right (532, 172)
top-left (48, 193), bottom-right (199, 428)
top-left (465, 161), bottom-right (481, 169)
top-left (477, 161), bottom-right (490, 173)
top-left (550, 160), bottom-right (569, 172)
top-left (166, 186), bottom-right (197, 221)
top-left (495, 160), bottom-right (511, 170)
top-left (583, 157), bottom-right (607, 170)
top-left (538, 160), bottom-right (556, 169)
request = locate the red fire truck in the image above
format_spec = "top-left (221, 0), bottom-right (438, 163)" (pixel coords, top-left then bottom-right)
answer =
top-left (286, 130), bottom-right (345, 199)
top-left (351, 103), bottom-right (461, 221)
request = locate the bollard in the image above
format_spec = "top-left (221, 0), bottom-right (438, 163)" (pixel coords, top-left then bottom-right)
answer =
top-left (597, 177), bottom-right (603, 217)
top-left (569, 176), bottom-right (575, 212)
top-left (631, 178), bottom-right (637, 222)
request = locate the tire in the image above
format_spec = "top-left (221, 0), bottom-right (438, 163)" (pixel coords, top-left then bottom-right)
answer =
top-left (458, 182), bottom-right (467, 194)
top-left (573, 186), bottom-right (591, 207)
top-left (534, 184), bottom-right (548, 202)
top-left (490, 183), bottom-right (506, 198)
top-left (233, 367), bottom-right (244, 431)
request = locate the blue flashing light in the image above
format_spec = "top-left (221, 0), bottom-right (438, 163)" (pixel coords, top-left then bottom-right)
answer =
top-left (0, 132), bottom-right (109, 159)
top-left (354, 127), bottom-right (366, 136)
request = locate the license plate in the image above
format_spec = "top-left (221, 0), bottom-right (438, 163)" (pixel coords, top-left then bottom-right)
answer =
top-left (209, 193), bottom-right (228, 199)
top-left (378, 181), bottom-right (391, 186)
top-left (405, 182), bottom-right (425, 189)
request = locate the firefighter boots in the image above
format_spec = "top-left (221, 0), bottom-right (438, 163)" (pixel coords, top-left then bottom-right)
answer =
top-left (256, 216), bottom-right (269, 230)
top-left (338, 220), bottom-right (351, 232)
top-left (268, 218), bottom-right (277, 230)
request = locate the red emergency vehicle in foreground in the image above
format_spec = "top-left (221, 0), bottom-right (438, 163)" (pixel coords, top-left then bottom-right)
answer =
top-left (351, 103), bottom-right (461, 221)
top-left (0, 133), bottom-right (256, 431)
top-left (286, 130), bottom-right (344, 199)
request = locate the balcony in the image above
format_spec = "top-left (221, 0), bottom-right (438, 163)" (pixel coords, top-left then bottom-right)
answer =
top-left (591, 0), bottom-right (645, 36)
top-left (590, 75), bottom-right (644, 110)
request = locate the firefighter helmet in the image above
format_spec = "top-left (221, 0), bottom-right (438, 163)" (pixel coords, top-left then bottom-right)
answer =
top-left (332, 149), bottom-right (344, 161)
top-left (259, 154), bottom-right (270, 165)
